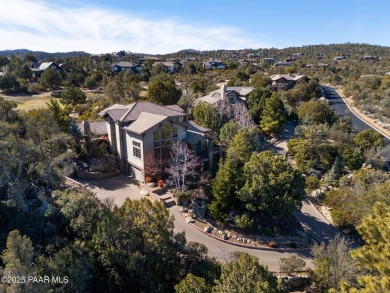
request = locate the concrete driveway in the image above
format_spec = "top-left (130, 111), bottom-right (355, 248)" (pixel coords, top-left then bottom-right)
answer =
top-left (76, 174), bottom-right (143, 207)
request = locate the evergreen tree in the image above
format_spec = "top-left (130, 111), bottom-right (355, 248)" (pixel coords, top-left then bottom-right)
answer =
top-left (260, 94), bottom-right (285, 135)
top-left (342, 202), bottom-right (390, 293)
top-left (147, 73), bottom-right (182, 105)
top-left (193, 102), bottom-right (221, 132)
top-left (212, 252), bottom-right (286, 293)
top-left (175, 274), bottom-right (210, 293)
top-left (239, 151), bottom-right (305, 219)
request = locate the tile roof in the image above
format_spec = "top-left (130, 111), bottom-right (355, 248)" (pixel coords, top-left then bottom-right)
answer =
top-left (124, 112), bottom-right (167, 134)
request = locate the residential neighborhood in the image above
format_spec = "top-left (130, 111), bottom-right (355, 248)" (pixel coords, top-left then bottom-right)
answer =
top-left (0, 1), bottom-right (389, 292)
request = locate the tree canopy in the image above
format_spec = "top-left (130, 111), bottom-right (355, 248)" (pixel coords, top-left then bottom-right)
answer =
top-left (147, 73), bottom-right (182, 105)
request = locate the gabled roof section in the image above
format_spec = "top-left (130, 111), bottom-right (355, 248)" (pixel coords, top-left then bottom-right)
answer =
top-left (270, 74), bottom-right (306, 81)
top-left (99, 102), bottom-right (185, 123)
top-left (124, 112), bottom-right (167, 134)
top-left (164, 104), bottom-right (185, 113)
top-left (195, 86), bottom-right (253, 104)
top-left (39, 62), bottom-right (54, 70)
top-left (111, 61), bottom-right (139, 68)
top-left (182, 120), bottom-right (211, 133)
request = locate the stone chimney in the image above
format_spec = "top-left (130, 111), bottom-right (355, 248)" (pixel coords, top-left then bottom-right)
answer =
top-left (220, 84), bottom-right (227, 101)
top-left (81, 120), bottom-right (91, 136)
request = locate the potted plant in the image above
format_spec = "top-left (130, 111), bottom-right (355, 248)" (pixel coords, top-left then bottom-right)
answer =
top-left (157, 179), bottom-right (164, 188)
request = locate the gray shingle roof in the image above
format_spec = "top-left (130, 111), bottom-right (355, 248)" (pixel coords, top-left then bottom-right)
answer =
top-left (182, 132), bottom-right (203, 144)
top-left (182, 120), bottom-right (211, 133)
top-left (111, 61), bottom-right (137, 68)
top-left (195, 86), bottom-right (253, 104)
top-left (99, 102), bottom-right (185, 123)
top-left (270, 74), bottom-right (306, 81)
top-left (78, 121), bottom-right (107, 136)
top-left (124, 112), bottom-right (167, 134)
top-left (39, 62), bottom-right (54, 70)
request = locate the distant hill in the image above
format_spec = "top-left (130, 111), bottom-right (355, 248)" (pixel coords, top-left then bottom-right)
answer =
top-left (0, 49), bottom-right (90, 61)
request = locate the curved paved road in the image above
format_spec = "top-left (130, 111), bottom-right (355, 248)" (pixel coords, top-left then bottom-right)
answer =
top-left (321, 85), bottom-right (390, 164)
top-left (170, 205), bottom-right (314, 271)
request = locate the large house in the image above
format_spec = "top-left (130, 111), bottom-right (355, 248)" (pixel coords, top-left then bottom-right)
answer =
top-left (99, 102), bottom-right (215, 182)
top-left (270, 74), bottom-right (309, 91)
top-left (195, 85), bottom-right (253, 119)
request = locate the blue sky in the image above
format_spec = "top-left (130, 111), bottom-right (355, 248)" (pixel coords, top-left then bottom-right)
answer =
top-left (1, 0), bottom-right (389, 54)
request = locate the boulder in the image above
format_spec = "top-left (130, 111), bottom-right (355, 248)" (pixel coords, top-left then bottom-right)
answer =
top-left (185, 217), bottom-right (195, 223)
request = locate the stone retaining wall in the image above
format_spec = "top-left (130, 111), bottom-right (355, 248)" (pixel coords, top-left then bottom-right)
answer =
top-left (76, 169), bottom-right (120, 180)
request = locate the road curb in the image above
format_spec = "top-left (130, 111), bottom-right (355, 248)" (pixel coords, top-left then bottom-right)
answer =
top-left (189, 221), bottom-right (311, 252)
top-left (330, 86), bottom-right (390, 140)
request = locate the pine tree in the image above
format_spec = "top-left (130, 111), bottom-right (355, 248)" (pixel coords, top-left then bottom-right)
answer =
top-left (260, 94), bottom-right (285, 135)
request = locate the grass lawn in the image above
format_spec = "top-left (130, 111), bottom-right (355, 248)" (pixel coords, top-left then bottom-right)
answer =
top-left (2, 92), bottom-right (56, 111)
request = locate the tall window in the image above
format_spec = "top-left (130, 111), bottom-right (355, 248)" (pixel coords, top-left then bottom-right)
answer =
top-left (133, 140), bottom-right (141, 159)
top-left (153, 125), bottom-right (177, 160)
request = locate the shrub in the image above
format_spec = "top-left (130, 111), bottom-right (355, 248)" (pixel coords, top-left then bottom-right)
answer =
top-left (268, 241), bottom-right (277, 248)
top-left (279, 255), bottom-right (306, 275)
top-left (273, 226), bottom-right (281, 234)
top-left (262, 227), bottom-right (273, 236)
top-left (234, 213), bottom-right (254, 229)
top-left (305, 175), bottom-right (320, 192)
top-left (173, 190), bottom-right (192, 202)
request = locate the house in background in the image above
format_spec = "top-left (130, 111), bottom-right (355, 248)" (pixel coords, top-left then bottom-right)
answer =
top-left (270, 74), bottom-right (309, 91)
top-left (29, 61), bottom-right (62, 79)
top-left (110, 61), bottom-right (142, 74)
top-left (153, 61), bottom-right (182, 73)
top-left (99, 102), bottom-right (215, 182)
top-left (195, 85), bottom-right (253, 119)
top-left (202, 59), bottom-right (226, 70)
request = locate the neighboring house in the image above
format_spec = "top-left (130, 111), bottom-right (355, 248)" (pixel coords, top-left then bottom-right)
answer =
top-left (333, 56), bottom-right (348, 61)
top-left (270, 74), bottom-right (309, 91)
top-left (202, 59), bottom-right (226, 69)
top-left (110, 61), bottom-right (142, 74)
top-left (262, 58), bottom-right (275, 63)
top-left (30, 61), bottom-right (62, 79)
top-left (273, 61), bottom-right (291, 67)
top-left (195, 85), bottom-right (253, 119)
top-left (153, 61), bottom-right (182, 73)
top-left (98, 102), bottom-right (215, 182)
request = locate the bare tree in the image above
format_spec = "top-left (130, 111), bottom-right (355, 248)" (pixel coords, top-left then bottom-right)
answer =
top-left (311, 234), bottom-right (357, 292)
top-left (231, 102), bottom-right (255, 128)
top-left (166, 142), bottom-right (200, 191)
top-left (217, 100), bottom-right (255, 128)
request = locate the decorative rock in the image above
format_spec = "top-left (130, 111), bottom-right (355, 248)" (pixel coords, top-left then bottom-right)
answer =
top-left (204, 226), bottom-right (212, 233)
top-left (247, 239), bottom-right (251, 244)
top-left (179, 207), bottom-right (185, 213)
top-left (147, 182), bottom-right (157, 187)
top-left (222, 233), bottom-right (228, 240)
top-left (185, 217), bottom-right (195, 223)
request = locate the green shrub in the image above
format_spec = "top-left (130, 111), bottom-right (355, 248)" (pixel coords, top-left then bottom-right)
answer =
top-left (234, 213), bottom-right (254, 229)
top-left (305, 175), bottom-right (320, 192)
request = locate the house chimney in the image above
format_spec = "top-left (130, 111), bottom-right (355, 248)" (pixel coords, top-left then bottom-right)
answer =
top-left (220, 84), bottom-right (227, 100)
top-left (81, 120), bottom-right (91, 136)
